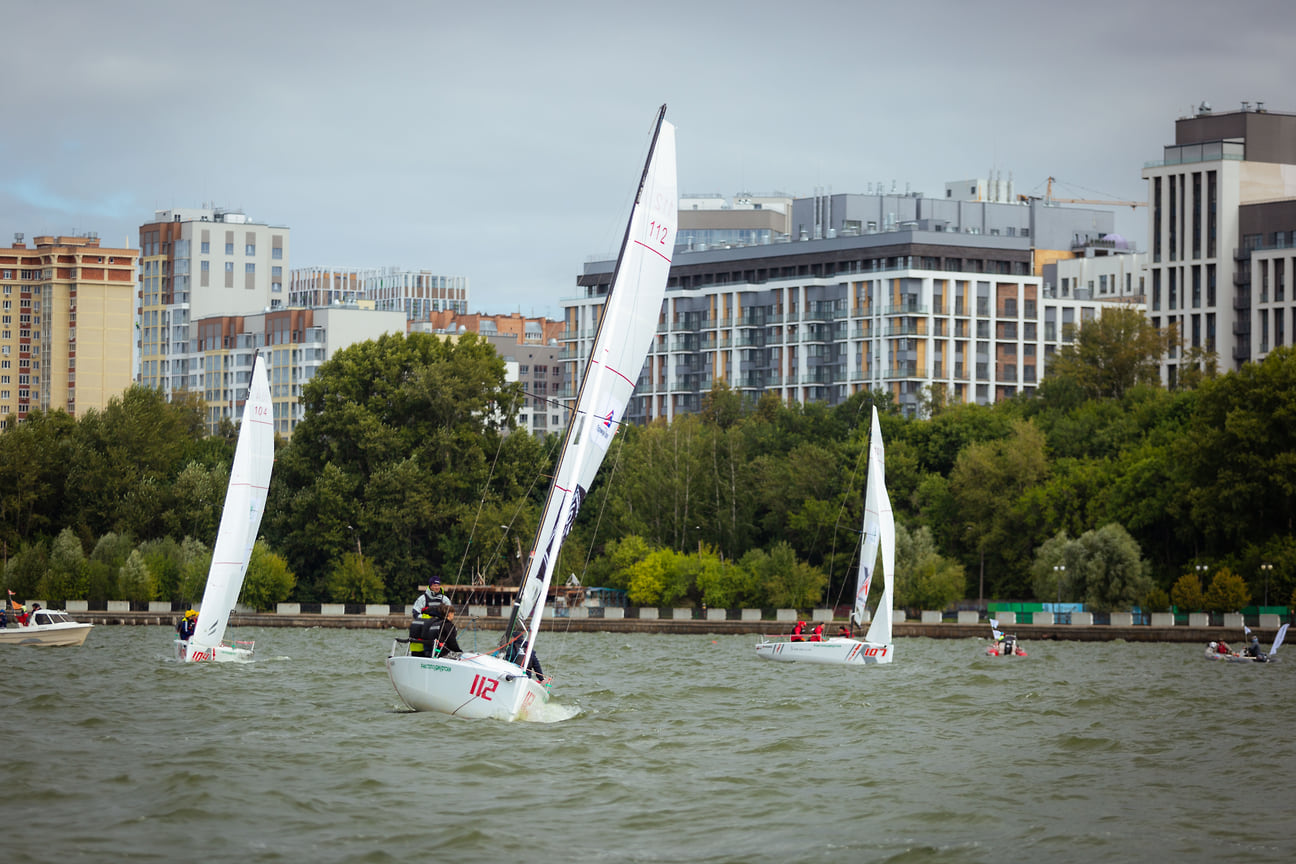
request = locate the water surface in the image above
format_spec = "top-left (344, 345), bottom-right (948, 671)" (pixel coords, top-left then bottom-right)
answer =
top-left (3, 626), bottom-right (1292, 863)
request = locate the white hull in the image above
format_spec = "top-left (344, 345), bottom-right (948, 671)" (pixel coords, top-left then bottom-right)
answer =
top-left (387, 646), bottom-right (549, 721)
top-left (754, 636), bottom-right (894, 665)
top-left (0, 621), bottom-right (92, 647)
top-left (175, 638), bottom-right (255, 663)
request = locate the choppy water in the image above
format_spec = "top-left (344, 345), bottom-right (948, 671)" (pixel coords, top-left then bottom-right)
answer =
top-left (3, 625), bottom-right (1294, 864)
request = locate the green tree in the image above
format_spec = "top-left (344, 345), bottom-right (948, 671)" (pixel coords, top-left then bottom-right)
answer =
top-left (40, 527), bottom-right (87, 605)
top-left (1070, 523), bottom-right (1152, 612)
top-left (1203, 567), bottom-right (1250, 613)
top-left (323, 551), bottom-right (383, 604)
top-left (176, 537), bottom-right (211, 606)
top-left (740, 542), bottom-right (827, 610)
top-left (1046, 306), bottom-right (1169, 399)
top-left (117, 549), bottom-right (157, 604)
top-left (242, 540), bottom-right (298, 610)
top-left (694, 546), bottom-right (758, 608)
top-left (893, 523), bottom-right (965, 612)
top-left (1170, 572), bottom-right (1205, 612)
top-left (949, 419), bottom-right (1050, 598)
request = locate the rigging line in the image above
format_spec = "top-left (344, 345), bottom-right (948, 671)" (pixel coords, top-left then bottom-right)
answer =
top-left (829, 396), bottom-right (873, 611)
top-left (455, 384), bottom-right (523, 587)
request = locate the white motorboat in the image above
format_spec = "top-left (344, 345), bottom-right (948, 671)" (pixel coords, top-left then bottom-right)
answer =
top-left (0, 609), bottom-right (93, 647)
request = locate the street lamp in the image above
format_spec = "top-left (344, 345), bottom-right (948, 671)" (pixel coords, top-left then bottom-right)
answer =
top-left (1053, 564), bottom-right (1066, 605)
top-left (1260, 563), bottom-right (1273, 607)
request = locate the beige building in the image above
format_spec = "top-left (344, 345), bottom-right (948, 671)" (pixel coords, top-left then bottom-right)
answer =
top-left (0, 234), bottom-right (137, 428)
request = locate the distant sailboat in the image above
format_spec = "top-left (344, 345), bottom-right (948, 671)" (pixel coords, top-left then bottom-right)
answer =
top-left (755, 405), bottom-right (894, 665)
top-left (386, 105), bottom-right (678, 720)
top-left (176, 353), bottom-right (274, 663)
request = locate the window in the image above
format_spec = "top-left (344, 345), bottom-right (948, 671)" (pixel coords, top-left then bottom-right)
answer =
top-left (225, 242), bottom-right (234, 254)
top-left (271, 282), bottom-right (282, 293)
top-left (201, 241), bottom-right (210, 253)
top-left (201, 261), bottom-right (209, 273)
top-left (272, 247), bottom-right (283, 260)
top-left (271, 266), bottom-right (282, 277)
top-left (245, 244), bottom-right (256, 255)
top-left (245, 263), bottom-right (255, 274)
top-left (225, 262), bottom-right (234, 272)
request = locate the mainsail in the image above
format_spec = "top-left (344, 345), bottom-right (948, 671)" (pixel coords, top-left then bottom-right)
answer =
top-left (189, 353), bottom-right (274, 658)
top-left (508, 106), bottom-right (677, 669)
top-left (854, 406), bottom-right (894, 645)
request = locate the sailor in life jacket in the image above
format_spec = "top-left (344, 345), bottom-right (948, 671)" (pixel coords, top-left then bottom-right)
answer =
top-left (176, 609), bottom-right (198, 641)
top-left (412, 576), bottom-right (451, 618)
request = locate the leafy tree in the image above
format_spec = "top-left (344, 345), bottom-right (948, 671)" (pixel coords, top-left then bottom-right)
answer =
top-left (1170, 573), bottom-right (1205, 612)
top-left (739, 542), bottom-right (827, 610)
top-left (1046, 306), bottom-right (1169, 400)
top-left (1203, 567), bottom-right (1250, 613)
top-left (585, 534), bottom-right (652, 590)
top-left (1070, 523), bottom-right (1152, 612)
top-left (117, 549), bottom-right (157, 604)
top-left (3, 540), bottom-right (48, 601)
top-left (39, 528), bottom-right (87, 606)
top-left (138, 537), bottom-right (186, 601)
top-left (949, 419), bottom-right (1050, 598)
top-left (893, 523), bottom-right (965, 612)
top-left (626, 548), bottom-right (692, 607)
top-left (1030, 531), bottom-right (1073, 602)
top-left (1142, 586), bottom-right (1171, 613)
top-left (694, 546), bottom-right (758, 608)
top-left (266, 331), bottom-right (528, 602)
top-left (176, 537), bottom-right (211, 605)
top-left (242, 540), bottom-right (297, 610)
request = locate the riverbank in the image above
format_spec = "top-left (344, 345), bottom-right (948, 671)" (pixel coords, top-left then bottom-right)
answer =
top-left (59, 609), bottom-right (1283, 644)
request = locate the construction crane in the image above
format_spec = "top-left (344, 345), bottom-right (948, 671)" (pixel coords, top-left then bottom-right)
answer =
top-left (1019, 177), bottom-right (1146, 209)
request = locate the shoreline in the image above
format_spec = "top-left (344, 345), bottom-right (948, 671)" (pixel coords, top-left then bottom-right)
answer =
top-left (55, 610), bottom-right (1283, 644)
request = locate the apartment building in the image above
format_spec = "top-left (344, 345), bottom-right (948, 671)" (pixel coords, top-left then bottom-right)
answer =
top-left (0, 234), bottom-right (137, 429)
top-left (289, 266), bottom-right (468, 319)
top-left (137, 206), bottom-right (289, 404)
top-left (563, 192), bottom-right (1126, 421)
top-left (194, 305), bottom-right (407, 436)
top-left (1141, 103), bottom-right (1296, 383)
top-left (411, 311), bottom-right (566, 437)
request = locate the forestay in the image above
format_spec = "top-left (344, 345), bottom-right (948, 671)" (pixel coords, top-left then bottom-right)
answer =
top-left (511, 108), bottom-right (678, 672)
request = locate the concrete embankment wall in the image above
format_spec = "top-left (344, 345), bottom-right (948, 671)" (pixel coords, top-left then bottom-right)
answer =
top-left (60, 607), bottom-right (1281, 644)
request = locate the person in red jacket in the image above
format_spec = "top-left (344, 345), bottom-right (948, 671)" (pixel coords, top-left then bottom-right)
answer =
top-left (810, 622), bottom-right (825, 642)
top-left (790, 621), bottom-right (806, 642)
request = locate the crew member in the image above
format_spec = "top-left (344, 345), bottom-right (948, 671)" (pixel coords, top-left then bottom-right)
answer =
top-left (177, 609), bottom-right (198, 641)
top-left (412, 576), bottom-right (451, 618)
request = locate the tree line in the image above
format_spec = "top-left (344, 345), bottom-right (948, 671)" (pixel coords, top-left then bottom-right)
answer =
top-left (2, 317), bottom-right (1294, 615)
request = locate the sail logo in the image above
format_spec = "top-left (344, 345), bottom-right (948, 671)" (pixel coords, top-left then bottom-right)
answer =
top-left (469, 674), bottom-right (499, 701)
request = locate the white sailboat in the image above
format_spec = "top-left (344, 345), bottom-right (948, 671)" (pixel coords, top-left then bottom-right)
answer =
top-left (387, 105), bottom-right (678, 720)
top-left (756, 405), bottom-right (895, 665)
top-left (176, 353), bottom-right (274, 663)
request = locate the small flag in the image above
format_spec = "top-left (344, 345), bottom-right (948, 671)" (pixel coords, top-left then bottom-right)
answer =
top-left (992, 629), bottom-right (1004, 640)
top-left (1244, 624), bottom-right (1253, 636)
top-left (990, 618), bottom-right (999, 629)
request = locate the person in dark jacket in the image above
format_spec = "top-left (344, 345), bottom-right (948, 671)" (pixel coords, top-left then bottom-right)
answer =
top-left (1245, 635), bottom-right (1268, 661)
top-left (176, 609), bottom-right (198, 641)
top-left (502, 629), bottom-right (545, 680)
top-left (428, 606), bottom-right (464, 656)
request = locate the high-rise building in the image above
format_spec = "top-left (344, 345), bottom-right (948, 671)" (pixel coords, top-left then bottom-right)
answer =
top-left (1142, 103), bottom-right (1296, 383)
top-left (137, 206), bottom-right (290, 403)
top-left (289, 266), bottom-right (467, 319)
top-left (563, 191), bottom-right (1132, 420)
top-left (0, 234), bottom-right (137, 429)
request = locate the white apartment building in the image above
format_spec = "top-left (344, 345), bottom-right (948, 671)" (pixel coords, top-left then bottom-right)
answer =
top-left (137, 206), bottom-right (289, 402)
top-left (564, 193), bottom-right (1128, 421)
top-left (289, 266), bottom-right (468, 320)
top-left (1142, 104), bottom-right (1296, 383)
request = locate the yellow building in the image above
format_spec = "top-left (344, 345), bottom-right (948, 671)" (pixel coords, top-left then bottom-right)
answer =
top-left (0, 234), bottom-right (137, 428)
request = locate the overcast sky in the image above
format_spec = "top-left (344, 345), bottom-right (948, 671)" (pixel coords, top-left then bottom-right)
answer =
top-left (3, 0), bottom-right (1293, 317)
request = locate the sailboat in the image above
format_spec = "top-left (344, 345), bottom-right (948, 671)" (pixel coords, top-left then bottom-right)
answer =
top-left (386, 105), bottom-right (678, 720)
top-left (755, 405), bottom-right (894, 665)
top-left (175, 352), bottom-right (274, 663)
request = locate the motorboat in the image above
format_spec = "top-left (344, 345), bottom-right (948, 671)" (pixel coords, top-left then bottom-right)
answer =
top-left (0, 609), bottom-right (93, 647)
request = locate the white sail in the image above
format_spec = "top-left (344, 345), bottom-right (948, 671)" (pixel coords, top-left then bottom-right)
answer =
top-left (858, 406), bottom-right (894, 645)
top-left (1270, 622), bottom-right (1289, 657)
top-left (187, 354), bottom-right (274, 660)
top-left (511, 108), bottom-right (676, 670)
